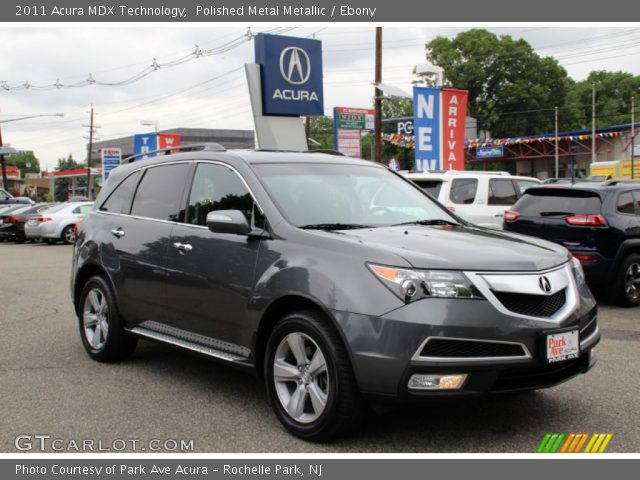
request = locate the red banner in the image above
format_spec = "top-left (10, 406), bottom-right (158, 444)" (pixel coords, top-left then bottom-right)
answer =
top-left (441, 88), bottom-right (468, 171)
top-left (158, 133), bottom-right (181, 152)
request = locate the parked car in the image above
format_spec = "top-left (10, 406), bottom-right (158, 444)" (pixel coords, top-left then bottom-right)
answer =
top-left (0, 189), bottom-right (34, 205)
top-left (0, 203), bottom-right (54, 242)
top-left (25, 202), bottom-right (93, 244)
top-left (0, 205), bottom-right (33, 241)
top-left (71, 146), bottom-right (599, 440)
top-left (403, 170), bottom-right (541, 229)
top-left (504, 181), bottom-right (640, 307)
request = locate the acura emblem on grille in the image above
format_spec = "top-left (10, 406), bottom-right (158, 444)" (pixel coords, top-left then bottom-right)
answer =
top-left (539, 276), bottom-right (552, 294)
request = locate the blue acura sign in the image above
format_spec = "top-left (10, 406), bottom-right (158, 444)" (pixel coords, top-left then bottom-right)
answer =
top-left (255, 33), bottom-right (324, 116)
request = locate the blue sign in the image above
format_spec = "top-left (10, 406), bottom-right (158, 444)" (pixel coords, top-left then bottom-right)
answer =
top-left (133, 133), bottom-right (157, 160)
top-left (101, 148), bottom-right (122, 181)
top-left (255, 33), bottom-right (324, 116)
top-left (413, 87), bottom-right (441, 171)
top-left (476, 145), bottom-right (504, 159)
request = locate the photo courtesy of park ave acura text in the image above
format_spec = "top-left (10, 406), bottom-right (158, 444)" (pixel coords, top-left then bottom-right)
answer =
top-left (1, 0), bottom-right (640, 466)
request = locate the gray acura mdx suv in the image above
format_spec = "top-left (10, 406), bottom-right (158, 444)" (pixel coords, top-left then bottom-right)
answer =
top-left (71, 145), bottom-right (599, 440)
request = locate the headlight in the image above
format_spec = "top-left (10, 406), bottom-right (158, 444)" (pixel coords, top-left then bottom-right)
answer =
top-left (367, 263), bottom-right (484, 303)
top-left (571, 256), bottom-right (586, 284)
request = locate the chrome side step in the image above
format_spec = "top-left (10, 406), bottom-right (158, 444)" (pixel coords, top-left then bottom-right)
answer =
top-left (129, 324), bottom-right (250, 364)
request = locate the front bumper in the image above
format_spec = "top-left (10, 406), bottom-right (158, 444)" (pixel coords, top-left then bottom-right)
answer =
top-left (331, 276), bottom-right (599, 399)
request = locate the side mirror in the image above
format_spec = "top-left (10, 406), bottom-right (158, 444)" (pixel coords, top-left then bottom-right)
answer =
top-left (206, 210), bottom-right (251, 235)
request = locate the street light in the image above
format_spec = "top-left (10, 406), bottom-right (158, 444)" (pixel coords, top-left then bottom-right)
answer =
top-left (415, 63), bottom-right (444, 87)
top-left (0, 113), bottom-right (64, 192)
top-left (140, 120), bottom-right (159, 133)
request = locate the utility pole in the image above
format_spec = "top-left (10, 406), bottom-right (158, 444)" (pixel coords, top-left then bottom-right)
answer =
top-left (374, 27), bottom-right (382, 164)
top-left (591, 83), bottom-right (596, 165)
top-left (632, 97), bottom-right (635, 180)
top-left (554, 106), bottom-right (559, 178)
top-left (305, 116), bottom-right (311, 148)
top-left (0, 127), bottom-right (7, 192)
top-left (83, 106), bottom-right (99, 200)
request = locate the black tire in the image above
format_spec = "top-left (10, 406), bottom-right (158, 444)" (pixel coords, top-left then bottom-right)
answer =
top-left (15, 234), bottom-right (25, 244)
top-left (264, 310), bottom-right (365, 441)
top-left (45, 238), bottom-right (57, 245)
top-left (61, 224), bottom-right (76, 244)
top-left (608, 254), bottom-right (640, 307)
top-left (78, 275), bottom-right (137, 362)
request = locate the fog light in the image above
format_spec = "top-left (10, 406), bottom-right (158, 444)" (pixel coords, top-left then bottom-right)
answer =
top-left (590, 348), bottom-right (597, 361)
top-left (408, 374), bottom-right (468, 391)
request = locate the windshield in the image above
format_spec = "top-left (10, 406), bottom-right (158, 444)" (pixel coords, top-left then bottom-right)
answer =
top-left (254, 163), bottom-right (458, 228)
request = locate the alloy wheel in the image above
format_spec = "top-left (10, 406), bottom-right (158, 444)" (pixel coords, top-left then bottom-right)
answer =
top-left (64, 227), bottom-right (76, 244)
top-left (273, 332), bottom-right (329, 424)
top-left (83, 288), bottom-right (109, 350)
top-left (625, 262), bottom-right (640, 301)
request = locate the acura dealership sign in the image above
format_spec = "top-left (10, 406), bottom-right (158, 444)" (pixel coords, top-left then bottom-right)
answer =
top-left (255, 33), bottom-right (324, 116)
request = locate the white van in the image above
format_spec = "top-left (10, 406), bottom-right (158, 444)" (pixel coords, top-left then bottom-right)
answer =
top-left (403, 170), bottom-right (541, 229)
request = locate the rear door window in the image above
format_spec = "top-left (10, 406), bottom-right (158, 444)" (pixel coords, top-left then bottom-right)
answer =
top-left (489, 179), bottom-right (518, 205)
top-left (617, 192), bottom-right (636, 215)
top-left (516, 190), bottom-right (602, 217)
top-left (131, 163), bottom-right (190, 222)
top-left (100, 171), bottom-right (140, 214)
top-left (449, 179), bottom-right (477, 204)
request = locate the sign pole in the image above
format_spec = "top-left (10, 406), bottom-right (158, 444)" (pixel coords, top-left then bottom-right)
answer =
top-left (555, 106), bottom-right (559, 178)
top-left (374, 27), bottom-right (382, 163)
top-left (632, 97), bottom-right (635, 180)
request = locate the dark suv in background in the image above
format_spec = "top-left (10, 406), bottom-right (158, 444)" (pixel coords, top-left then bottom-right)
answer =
top-left (504, 182), bottom-right (640, 307)
top-left (71, 145), bottom-right (599, 440)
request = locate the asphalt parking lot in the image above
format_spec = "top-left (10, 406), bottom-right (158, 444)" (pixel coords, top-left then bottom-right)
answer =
top-left (1, 242), bottom-right (639, 453)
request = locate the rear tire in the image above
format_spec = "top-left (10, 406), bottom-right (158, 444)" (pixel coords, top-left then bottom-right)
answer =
top-left (264, 310), bottom-right (366, 441)
top-left (45, 239), bottom-right (57, 245)
top-left (608, 254), bottom-right (640, 307)
top-left (78, 275), bottom-right (137, 362)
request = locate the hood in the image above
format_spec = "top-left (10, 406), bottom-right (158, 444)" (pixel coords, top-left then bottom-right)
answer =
top-left (318, 224), bottom-right (570, 272)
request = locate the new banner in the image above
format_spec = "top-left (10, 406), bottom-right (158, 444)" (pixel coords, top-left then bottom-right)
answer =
top-left (101, 148), bottom-right (122, 181)
top-left (133, 133), bottom-right (158, 160)
top-left (255, 33), bottom-right (324, 116)
top-left (441, 88), bottom-right (468, 171)
top-left (413, 87), bottom-right (441, 171)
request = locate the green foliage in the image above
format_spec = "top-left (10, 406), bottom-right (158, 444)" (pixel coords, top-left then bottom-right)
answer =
top-left (381, 98), bottom-right (413, 119)
top-left (425, 29), bottom-right (572, 138)
top-left (307, 116), bottom-right (335, 150)
top-left (54, 154), bottom-right (84, 202)
top-left (5, 151), bottom-right (40, 174)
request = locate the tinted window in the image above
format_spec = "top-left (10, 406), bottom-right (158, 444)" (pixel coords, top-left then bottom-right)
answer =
top-left (414, 180), bottom-right (444, 199)
top-left (449, 179), bottom-right (477, 204)
top-left (100, 171), bottom-right (140, 214)
top-left (131, 164), bottom-right (190, 222)
top-left (187, 163), bottom-right (256, 227)
top-left (617, 192), bottom-right (635, 215)
top-left (515, 179), bottom-right (539, 195)
top-left (489, 179), bottom-right (518, 205)
top-left (515, 190), bottom-right (602, 216)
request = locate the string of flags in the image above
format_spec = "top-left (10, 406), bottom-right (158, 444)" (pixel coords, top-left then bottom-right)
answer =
top-left (382, 131), bottom-right (623, 151)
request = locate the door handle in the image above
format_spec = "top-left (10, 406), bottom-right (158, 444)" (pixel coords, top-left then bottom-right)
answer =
top-left (110, 228), bottom-right (125, 238)
top-left (172, 242), bottom-right (193, 254)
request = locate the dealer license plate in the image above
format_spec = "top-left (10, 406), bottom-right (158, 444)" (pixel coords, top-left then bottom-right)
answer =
top-left (546, 329), bottom-right (579, 363)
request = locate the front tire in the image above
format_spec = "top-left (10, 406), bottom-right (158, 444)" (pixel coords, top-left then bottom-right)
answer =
top-left (264, 310), bottom-right (365, 441)
top-left (78, 275), bottom-right (137, 362)
top-left (609, 254), bottom-right (640, 307)
top-left (61, 224), bottom-right (76, 244)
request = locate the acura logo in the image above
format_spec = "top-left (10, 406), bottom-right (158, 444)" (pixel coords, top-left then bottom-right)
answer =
top-left (279, 47), bottom-right (311, 85)
top-left (539, 276), bottom-right (552, 294)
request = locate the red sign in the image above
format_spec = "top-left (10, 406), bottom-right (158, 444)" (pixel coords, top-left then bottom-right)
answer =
top-left (5, 166), bottom-right (20, 178)
top-left (441, 88), bottom-right (468, 171)
top-left (158, 133), bottom-right (181, 152)
top-left (336, 129), bottom-right (362, 158)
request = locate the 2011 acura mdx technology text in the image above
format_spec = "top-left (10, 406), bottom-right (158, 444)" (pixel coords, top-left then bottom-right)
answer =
top-left (71, 144), bottom-right (600, 440)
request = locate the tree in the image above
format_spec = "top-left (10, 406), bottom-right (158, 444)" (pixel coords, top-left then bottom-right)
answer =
top-left (425, 29), bottom-right (573, 138)
top-left (565, 71), bottom-right (640, 130)
top-left (54, 154), bottom-right (82, 201)
top-left (381, 97), bottom-right (413, 119)
top-left (5, 151), bottom-right (40, 175)
top-left (307, 116), bottom-right (335, 150)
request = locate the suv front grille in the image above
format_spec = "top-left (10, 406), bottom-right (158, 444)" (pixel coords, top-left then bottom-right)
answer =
top-left (493, 288), bottom-right (566, 318)
top-left (419, 338), bottom-right (527, 358)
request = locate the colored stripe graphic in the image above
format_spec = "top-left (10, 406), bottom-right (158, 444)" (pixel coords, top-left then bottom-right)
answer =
top-left (538, 433), bottom-right (613, 453)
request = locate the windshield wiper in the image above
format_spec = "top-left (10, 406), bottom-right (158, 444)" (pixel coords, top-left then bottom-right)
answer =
top-left (540, 211), bottom-right (574, 217)
top-left (299, 223), bottom-right (374, 231)
top-left (391, 219), bottom-right (461, 227)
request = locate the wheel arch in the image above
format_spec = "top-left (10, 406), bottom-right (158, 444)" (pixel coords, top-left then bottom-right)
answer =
top-left (73, 262), bottom-right (117, 316)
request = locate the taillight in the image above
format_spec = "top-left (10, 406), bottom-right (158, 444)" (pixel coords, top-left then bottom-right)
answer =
top-left (5, 216), bottom-right (18, 224)
top-left (38, 217), bottom-right (52, 223)
top-left (74, 220), bottom-right (83, 236)
top-left (574, 254), bottom-right (595, 262)
top-left (503, 210), bottom-right (521, 222)
top-left (565, 214), bottom-right (607, 227)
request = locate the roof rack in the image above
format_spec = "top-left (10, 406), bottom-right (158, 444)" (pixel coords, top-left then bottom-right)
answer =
top-left (603, 180), bottom-right (639, 186)
top-left (441, 170), bottom-right (511, 176)
top-left (125, 143), bottom-right (226, 163)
